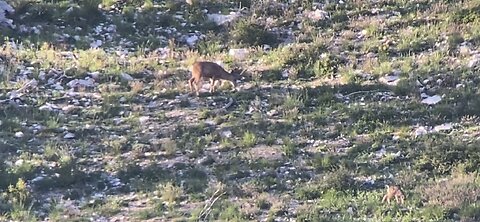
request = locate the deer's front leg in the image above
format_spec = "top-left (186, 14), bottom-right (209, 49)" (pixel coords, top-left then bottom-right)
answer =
top-left (230, 80), bottom-right (237, 91)
top-left (209, 78), bottom-right (216, 93)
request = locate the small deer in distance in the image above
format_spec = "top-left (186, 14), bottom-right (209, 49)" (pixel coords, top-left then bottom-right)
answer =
top-left (382, 185), bottom-right (405, 205)
top-left (189, 61), bottom-right (243, 96)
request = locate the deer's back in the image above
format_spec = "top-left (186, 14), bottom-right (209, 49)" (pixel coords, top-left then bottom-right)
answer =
top-left (192, 61), bottom-right (228, 79)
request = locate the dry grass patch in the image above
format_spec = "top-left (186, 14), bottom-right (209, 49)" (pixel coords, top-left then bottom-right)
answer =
top-left (418, 172), bottom-right (480, 209)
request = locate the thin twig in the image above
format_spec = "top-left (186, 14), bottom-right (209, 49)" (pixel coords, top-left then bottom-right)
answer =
top-left (222, 97), bottom-right (234, 110)
top-left (199, 188), bottom-right (221, 215)
top-left (199, 191), bottom-right (226, 221)
top-left (202, 192), bottom-right (226, 221)
top-left (344, 89), bottom-right (391, 97)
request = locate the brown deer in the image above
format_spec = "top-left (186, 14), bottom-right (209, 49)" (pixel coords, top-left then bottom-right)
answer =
top-left (382, 185), bottom-right (405, 204)
top-left (189, 61), bottom-right (242, 96)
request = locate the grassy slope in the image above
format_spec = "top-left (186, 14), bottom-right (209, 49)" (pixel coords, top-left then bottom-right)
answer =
top-left (0, 0), bottom-right (480, 221)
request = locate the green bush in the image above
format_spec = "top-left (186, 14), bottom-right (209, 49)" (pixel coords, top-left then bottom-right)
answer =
top-left (230, 19), bottom-right (278, 46)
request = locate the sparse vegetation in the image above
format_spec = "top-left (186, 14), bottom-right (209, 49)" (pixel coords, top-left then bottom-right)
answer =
top-left (0, 0), bottom-right (479, 221)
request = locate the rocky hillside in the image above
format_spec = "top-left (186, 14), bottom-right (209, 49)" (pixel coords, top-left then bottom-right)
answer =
top-left (0, 0), bottom-right (480, 221)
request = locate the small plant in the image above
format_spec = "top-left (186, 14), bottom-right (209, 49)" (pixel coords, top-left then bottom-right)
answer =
top-left (281, 137), bottom-right (297, 157)
top-left (241, 131), bottom-right (257, 148)
top-left (4, 178), bottom-right (36, 221)
top-left (295, 184), bottom-right (322, 200)
top-left (319, 168), bottom-right (355, 192)
top-left (255, 197), bottom-right (271, 210)
top-left (281, 92), bottom-right (305, 120)
top-left (142, 0), bottom-right (154, 10)
top-left (129, 80), bottom-right (144, 94)
top-left (103, 137), bottom-right (128, 155)
top-left (309, 153), bottom-right (338, 172)
top-left (98, 197), bottom-right (122, 217)
top-left (312, 53), bottom-right (339, 78)
top-left (231, 18), bottom-right (278, 47)
top-left (215, 201), bottom-right (246, 221)
top-left (162, 138), bottom-right (177, 156)
top-left (265, 133), bottom-right (276, 146)
top-left (159, 182), bottom-right (183, 208)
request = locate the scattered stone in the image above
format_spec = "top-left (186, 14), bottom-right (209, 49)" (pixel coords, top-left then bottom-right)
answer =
top-left (221, 130), bottom-right (232, 138)
top-left (198, 155), bottom-right (215, 165)
top-left (90, 39), bottom-right (102, 48)
top-left (267, 109), bottom-right (279, 117)
top-left (52, 83), bottom-right (64, 90)
top-left (88, 71), bottom-right (101, 80)
top-left (413, 126), bottom-right (429, 137)
top-left (14, 131), bottom-right (24, 138)
top-left (32, 175), bottom-right (45, 183)
top-left (139, 116), bottom-right (150, 124)
top-left (421, 95), bottom-right (442, 105)
top-left (64, 132), bottom-right (75, 139)
top-left (229, 48), bottom-right (249, 60)
top-left (39, 103), bottom-right (60, 111)
top-left (206, 12), bottom-right (241, 25)
top-left (304, 9), bottom-right (328, 22)
top-left (379, 74), bottom-right (400, 86)
top-left (185, 35), bottom-right (199, 47)
top-left (67, 78), bottom-right (95, 88)
top-left (467, 54), bottom-right (480, 68)
top-left (62, 105), bottom-right (77, 113)
top-left (15, 159), bottom-right (24, 166)
top-left (433, 123), bottom-right (453, 132)
top-left (120, 73), bottom-right (134, 81)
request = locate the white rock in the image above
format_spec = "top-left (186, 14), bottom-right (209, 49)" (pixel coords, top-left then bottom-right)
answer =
top-left (52, 83), bottom-right (64, 90)
top-left (64, 132), bottom-right (75, 139)
top-left (39, 103), bottom-right (60, 111)
top-left (263, 44), bottom-right (271, 51)
top-left (139, 116), bottom-right (149, 124)
top-left (15, 159), bottom-right (24, 166)
top-left (391, 151), bottom-right (401, 158)
top-left (14, 131), bottom-right (24, 138)
top-left (32, 176), bottom-right (45, 183)
top-left (379, 75), bottom-right (400, 86)
top-left (221, 130), bottom-right (232, 138)
top-left (414, 126), bottom-right (429, 137)
top-left (228, 48), bottom-right (249, 60)
top-left (62, 105), bottom-right (76, 113)
top-left (433, 123), bottom-right (453, 132)
top-left (267, 109), bottom-right (278, 117)
top-left (347, 207), bottom-right (354, 215)
top-left (90, 39), bottom-right (102, 48)
top-left (205, 120), bottom-right (216, 125)
top-left (421, 95), bottom-right (442, 105)
top-left (185, 35), bottom-right (199, 47)
top-left (375, 148), bottom-right (386, 158)
top-left (467, 54), bottom-right (480, 68)
top-left (206, 11), bottom-right (241, 25)
top-left (304, 9), bottom-right (329, 22)
top-left (38, 71), bottom-right (46, 80)
top-left (120, 73), bottom-right (134, 81)
top-left (67, 78), bottom-right (95, 88)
